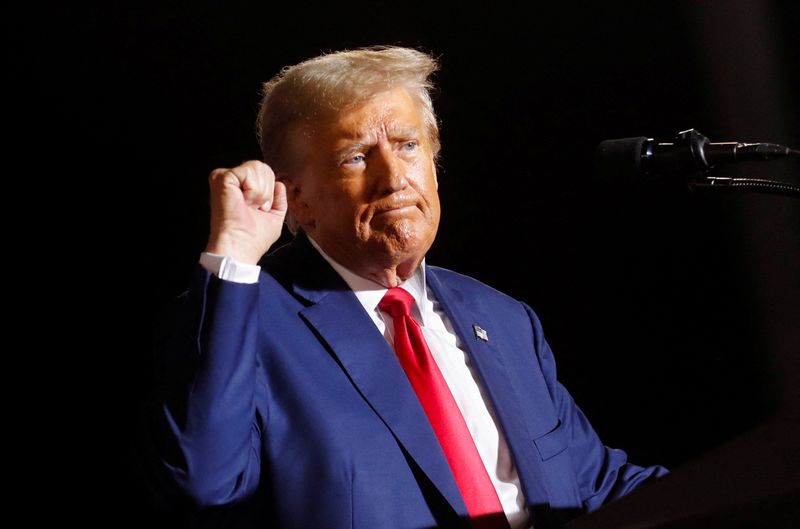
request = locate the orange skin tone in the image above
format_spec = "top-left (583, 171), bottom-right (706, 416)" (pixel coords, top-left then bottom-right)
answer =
top-left (207, 87), bottom-right (440, 288)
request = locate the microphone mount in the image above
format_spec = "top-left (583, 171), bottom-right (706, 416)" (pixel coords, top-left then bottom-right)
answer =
top-left (596, 129), bottom-right (800, 198)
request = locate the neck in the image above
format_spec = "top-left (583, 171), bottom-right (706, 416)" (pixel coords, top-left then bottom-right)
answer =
top-left (357, 258), bottom-right (423, 288)
top-left (306, 235), bottom-right (424, 288)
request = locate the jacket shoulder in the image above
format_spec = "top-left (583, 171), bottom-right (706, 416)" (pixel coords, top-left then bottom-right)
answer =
top-left (427, 265), bottom-right (525, 311)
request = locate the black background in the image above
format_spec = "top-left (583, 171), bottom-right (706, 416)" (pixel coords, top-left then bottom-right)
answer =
top-left (9, 0), bottom-right (798, 524)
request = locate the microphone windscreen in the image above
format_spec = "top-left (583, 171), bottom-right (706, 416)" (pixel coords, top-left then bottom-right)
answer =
top-left (595, 136), bottom-right (648, 183)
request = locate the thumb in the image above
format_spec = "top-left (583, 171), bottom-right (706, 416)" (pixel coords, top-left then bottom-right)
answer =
top-left (269, 181), bottom-right (288, 215)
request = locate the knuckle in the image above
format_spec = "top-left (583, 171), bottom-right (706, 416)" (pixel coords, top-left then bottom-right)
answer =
top-left (208, 168), bottom-right (227, 182)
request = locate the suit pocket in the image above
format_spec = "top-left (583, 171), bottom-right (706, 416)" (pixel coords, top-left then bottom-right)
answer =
top-left (531, 419), bottom-right (582, 508)
top-left (532, 419), bottom-right (568, 460)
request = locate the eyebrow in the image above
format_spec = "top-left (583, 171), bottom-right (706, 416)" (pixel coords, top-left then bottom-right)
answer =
top-left (333, 142), bottom-right (367, 162)
top-left (334, 125), bottom-right (421, 155)
top-left (386, 124), bottom-right (421, 140)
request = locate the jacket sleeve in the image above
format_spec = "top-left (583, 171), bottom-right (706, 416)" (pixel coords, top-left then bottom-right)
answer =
top-left (152, 266), bottom-right (265, 507)
top-left (524, 303), bottom-right (669, 512)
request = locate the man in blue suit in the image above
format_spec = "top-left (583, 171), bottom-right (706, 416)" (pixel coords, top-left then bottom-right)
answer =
top-left (154, 46), bottom-right (667, 528)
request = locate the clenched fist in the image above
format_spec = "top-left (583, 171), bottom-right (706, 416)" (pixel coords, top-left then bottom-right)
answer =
top-left (205, 160), bottom-right (288, 264)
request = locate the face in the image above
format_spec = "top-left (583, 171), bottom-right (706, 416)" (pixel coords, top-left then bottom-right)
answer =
top-left (288, 87), bottom-right (441, 281)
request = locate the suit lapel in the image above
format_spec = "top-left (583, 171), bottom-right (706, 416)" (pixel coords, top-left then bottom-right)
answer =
top-left (426, 268), bottom-right (553, 511)
top-left (270, 235), bottom-right (468, 518)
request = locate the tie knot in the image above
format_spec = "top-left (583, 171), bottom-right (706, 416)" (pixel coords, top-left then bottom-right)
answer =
top-left (379, 287), bottom-right (414, 318)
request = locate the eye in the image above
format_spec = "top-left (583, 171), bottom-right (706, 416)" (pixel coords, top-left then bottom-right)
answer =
top-left (402, 141), bottom-right (418, 152)
top-left (341, 154), bottom-right (365, 166)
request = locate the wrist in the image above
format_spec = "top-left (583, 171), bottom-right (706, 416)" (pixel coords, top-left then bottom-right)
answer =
top-left (205, 234), bottom-right (262, 265)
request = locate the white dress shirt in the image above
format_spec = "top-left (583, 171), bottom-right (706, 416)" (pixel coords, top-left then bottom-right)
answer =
top-left (200, 243), bottom-right (530, 529)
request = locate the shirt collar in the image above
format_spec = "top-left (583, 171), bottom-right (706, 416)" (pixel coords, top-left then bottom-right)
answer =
top-left (307, 236), bottom-right (430, 325)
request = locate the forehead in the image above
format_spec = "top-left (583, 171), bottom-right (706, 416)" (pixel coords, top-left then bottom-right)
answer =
top-left (324, 87), bottom-right (425, 142)
top-left (286, 88), bottom-right (428, 170)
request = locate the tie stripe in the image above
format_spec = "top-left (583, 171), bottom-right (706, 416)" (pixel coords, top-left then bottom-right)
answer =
top-left (380, 287), bottom-right (509, 529)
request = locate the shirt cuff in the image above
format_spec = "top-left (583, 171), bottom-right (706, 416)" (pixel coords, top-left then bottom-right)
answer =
top-left (199, 252), bottom-right (261, 284)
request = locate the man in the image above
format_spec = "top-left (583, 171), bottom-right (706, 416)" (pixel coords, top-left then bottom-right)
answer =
top-left (154, 46), bottom-right (667, 529)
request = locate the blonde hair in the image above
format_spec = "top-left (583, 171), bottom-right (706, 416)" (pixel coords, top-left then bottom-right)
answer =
top-left (256, 46), bottom-right (440, 178)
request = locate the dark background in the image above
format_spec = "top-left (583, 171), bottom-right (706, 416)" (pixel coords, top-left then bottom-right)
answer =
top-left (9, 0), bottom-right (798, 525)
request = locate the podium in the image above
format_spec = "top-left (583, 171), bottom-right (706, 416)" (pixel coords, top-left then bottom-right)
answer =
top-left (565, 416), bottom-right (799, 528)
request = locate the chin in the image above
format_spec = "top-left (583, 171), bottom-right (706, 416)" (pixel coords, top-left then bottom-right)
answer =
top-left (383, 235), bottom-right (437, 264)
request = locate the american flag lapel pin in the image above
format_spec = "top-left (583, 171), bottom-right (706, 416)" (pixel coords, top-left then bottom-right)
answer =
top-left (473, 324), bottom-right (489, 342)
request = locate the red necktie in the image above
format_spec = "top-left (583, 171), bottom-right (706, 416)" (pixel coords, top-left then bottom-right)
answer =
top-left (379, 288), bottom-right (509, 529)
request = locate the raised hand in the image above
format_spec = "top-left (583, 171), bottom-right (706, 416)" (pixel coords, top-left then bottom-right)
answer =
top-left (205, 160), bottom-right (287, 264)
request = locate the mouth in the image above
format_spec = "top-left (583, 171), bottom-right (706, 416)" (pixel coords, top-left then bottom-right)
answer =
top-left (378, 203), bottom-right (416, 212)
top-left (373, 204), bottom-right (418, 218)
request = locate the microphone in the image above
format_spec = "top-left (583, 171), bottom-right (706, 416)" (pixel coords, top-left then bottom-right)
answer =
top-left (596, 129), bottom-right (799, 183)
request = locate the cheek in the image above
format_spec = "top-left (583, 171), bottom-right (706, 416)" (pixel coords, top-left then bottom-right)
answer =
top-left (415, 168), bottom-right (440, 210)
top-left (331, 187), bottom-right (373, 226)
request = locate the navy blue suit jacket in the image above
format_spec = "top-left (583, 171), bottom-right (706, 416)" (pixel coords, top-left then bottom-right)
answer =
top-left (155, 234), bottom-right (666, 528)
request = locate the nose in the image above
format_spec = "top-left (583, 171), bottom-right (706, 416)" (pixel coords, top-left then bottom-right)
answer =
top-left (370, 144), bottom-right (408, 195)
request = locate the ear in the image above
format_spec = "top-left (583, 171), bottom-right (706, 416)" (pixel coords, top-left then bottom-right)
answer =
top-left (432, 159), bottom-right (439, 190)
top-left (283, 177), bottom-right (316, 229)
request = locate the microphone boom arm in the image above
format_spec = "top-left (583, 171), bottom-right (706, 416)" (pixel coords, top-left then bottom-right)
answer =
top-left (596, 128), bottom-right (800, 198)
top-left (695, 176), bottom-right (800, 198)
